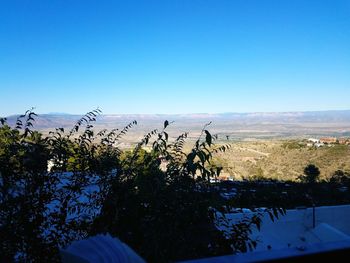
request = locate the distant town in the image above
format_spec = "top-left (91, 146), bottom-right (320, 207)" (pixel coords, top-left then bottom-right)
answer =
top-left (306, 137), bottom-right (350, 147)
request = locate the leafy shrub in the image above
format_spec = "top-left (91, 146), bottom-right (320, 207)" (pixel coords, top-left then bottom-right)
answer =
top-left (0, 110), bottom-right (283, 262)
top-left (298, 164), bottom-right (320, 184)
top-left (282, 141), bottom-right (305, 150)
top-left (329, 170), bottom-right (350, 185)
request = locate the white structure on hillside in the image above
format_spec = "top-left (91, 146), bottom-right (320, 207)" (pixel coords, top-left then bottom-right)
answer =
top-left (308, 138), bottom-right (320, 144)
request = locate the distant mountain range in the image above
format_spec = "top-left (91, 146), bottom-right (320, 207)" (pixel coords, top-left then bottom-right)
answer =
top-left (5, 110), bottom-right (350, 126)
top-left (3, 110), bottom-right (350, 140)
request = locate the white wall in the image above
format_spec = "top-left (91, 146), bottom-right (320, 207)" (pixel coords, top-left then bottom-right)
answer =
top-left (216, 205), bottom-right (350, 252)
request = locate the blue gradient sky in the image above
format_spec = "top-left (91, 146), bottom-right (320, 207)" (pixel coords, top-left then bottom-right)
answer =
top-left (1, 0), bottom-right (349, 116)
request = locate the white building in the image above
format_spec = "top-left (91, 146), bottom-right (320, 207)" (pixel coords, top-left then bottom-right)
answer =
top-left (308, 138), bottom-right (320, 143)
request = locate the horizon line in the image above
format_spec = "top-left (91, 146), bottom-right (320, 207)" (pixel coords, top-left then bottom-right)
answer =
top-left (3, 109), bottom-right (350, 117)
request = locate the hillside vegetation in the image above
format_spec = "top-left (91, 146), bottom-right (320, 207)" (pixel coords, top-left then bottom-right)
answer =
top-left (213, 141), bottom-right (350, 181)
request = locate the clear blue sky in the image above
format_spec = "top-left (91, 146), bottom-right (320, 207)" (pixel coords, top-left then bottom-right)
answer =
top-left (1, 0), bottom-right (349, 116)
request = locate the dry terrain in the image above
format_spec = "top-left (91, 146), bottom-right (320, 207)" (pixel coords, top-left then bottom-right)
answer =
top-left (212, 141), bottom-right (350, 181)
top-left (5, 111), bottom-right (350, 181)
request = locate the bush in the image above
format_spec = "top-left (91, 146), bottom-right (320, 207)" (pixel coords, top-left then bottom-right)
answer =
top-left (329, 170), bottom-right (350, 185)
top-left (298, 164), bottom-right (320, 184)
top-left (0, 110), bottom-right (283, 262)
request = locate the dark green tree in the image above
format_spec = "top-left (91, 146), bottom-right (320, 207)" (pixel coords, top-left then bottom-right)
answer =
top-left (300, 164), bottom-right (320, 184)
top-left (329, 170), bottom-right (350, 185)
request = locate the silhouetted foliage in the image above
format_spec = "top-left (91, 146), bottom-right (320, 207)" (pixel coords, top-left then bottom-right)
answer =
top-left (330, 170), bottom-right (350, 185)
top-left (0, 110), bottom-right (284, 262)
top-left (299, 164), bottom-right (320, 184)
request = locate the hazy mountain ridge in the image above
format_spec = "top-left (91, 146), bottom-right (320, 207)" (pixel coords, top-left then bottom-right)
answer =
top-left (5, 110), bottom-right (350, 124)
top-left (3, 110), bottom-right (350, 140)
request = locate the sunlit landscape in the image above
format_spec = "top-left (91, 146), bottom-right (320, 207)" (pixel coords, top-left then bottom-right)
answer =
top-left (1, 1), bottom-right (350, 262)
